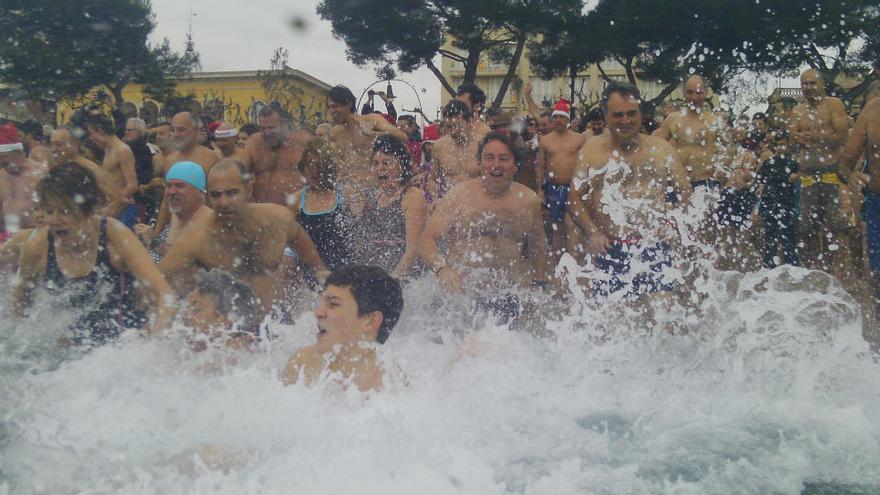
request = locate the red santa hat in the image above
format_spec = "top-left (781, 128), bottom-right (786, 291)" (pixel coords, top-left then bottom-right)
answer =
top-left (551, 99), bottom-right (571, 119)
top-left (422, 124), bottom-right (440, 144)
top-left (0, 123), bottom-right (24, 153)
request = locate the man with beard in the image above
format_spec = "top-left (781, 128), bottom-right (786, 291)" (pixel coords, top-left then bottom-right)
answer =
top-left (585, 108), bottom-right (605, 138)
top-left (326, 86), bottom-right (407, 189)
top-left (243, 102), bottom-right (312, 205)
top-left (85, 114), bottom-right (140, 228)
top-left (213, 123), bottom-right (245, 162)
top-left (790, 68), bottom-right (850, 271)
top-left (159, 159), bottom-right (328, 316)
top-left (420, 132), bottom-right (551, 321)
top-left (427, 100), bottom-right (481, 200)
top-left (0, 124), bottom-right (48, 236)
top-left (152, 112), bottom-right (218, 237)
top-left (537, 98), bottom-right (587, 257)
top-left (570, 82), bottom-right (691, 300)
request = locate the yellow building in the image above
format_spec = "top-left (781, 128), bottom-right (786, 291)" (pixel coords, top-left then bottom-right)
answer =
top-left (57, 68), bottom-right (332, 128)
top-left (440, 37), bottom-right (684, 114)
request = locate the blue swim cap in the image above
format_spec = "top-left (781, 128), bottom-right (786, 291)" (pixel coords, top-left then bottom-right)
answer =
top-left (165, 161), bottom-right (206, 192)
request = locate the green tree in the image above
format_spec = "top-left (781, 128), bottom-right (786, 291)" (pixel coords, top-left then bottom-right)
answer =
top-left (316, 0), bottom-right (575, 110)
top-left (0, 0), bottom-right (198, 108)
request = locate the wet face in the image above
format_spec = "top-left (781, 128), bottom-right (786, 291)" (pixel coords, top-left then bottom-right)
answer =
top-left (605, 92), bottom-right (642, 142)
top-left (327, 98), bottom-right (352, 125)
top-left (456, 92), bottom-right (479, 115)
top-left (258, 112), bottom-right (289, 149)
top-left (43, 200), bottom-right (86, 241)
top-left (443, 115), bottom-right (467, 140)
top-left (155, 124), bottom-right (171, 147)
top-left (525, 119), bottom-right (538, 138)
top-left (166, 179), bottom-right (203, 216)
top-left (86, 126), bottom-right (108, 148)
top-left (800, 71), bottom-right (824, 100)
top-left (123, 123), bottom-right (142, 144)
top-left (300, 154), bottom-right (325, 189)
top-left (684, 77), bottom-right (706, 109)
top-left (371, 150), bottom-right (403, 189)
top-left (171, 114), bottom-right (197, 152)
top-left (479, 139), bottom-right (517, 194)
top-left (207, 167), bottom-right (249, 221)
top-left (551, 114), bottom-right (569, 132)
top-left (236, 131), bottom-right (250, 149)
top-left (50, 129), bottom-right (77, 164)
top-left (182, 290), bottom-right (228, 349)
top-left (198, 125), bottom-right (209, 145)
top-left (314, 284), bottom-right (375, 354)
top-left (589, 119), bottom-right (605, 135)
top-left (396, 119), bottom-right (415, 138)
top-left (215, 136), bottom-right (237, 155)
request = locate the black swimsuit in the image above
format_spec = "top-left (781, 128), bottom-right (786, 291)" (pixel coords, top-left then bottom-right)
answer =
top-left (45, 218), bottom-right (146, 345)
top-left (298, 185), bottom-right (353, 269)
top-left (360, 192), bottom-right (407, 272)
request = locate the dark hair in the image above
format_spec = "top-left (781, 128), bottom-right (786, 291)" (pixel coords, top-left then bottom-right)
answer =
top-left (19, 120), bottom-right (44, 139)
top-left (37, 162), bottom-right (104, 217)
top-left (299, 138), bottom-right (337, 190)
top-left (752, 112), bottom-right (768, 122)
top-left (328, 85), bottom-right (357, 113)
top-left (587, 107), bottom-right (605, 121)
top-left (85, 113), bottom-right (115, 135)
top-left (456, 83), bottom-right (486, 112)
top-left (240, 123), bottom-right (260, 135)
top-left (477, 131), bottom-right (524, 168)
top-left (326, 265), bottom-right (403, 344)
top-left (600, 81), bottom-right (642, 111)
top-left (372, 134), bottom-right (414, 186)
top-left (194, 270), bottom-right (261, 337)
top-left (258, 101), bottom-right (292, 122)
top-left (442, 99), bottom-right (472, 120)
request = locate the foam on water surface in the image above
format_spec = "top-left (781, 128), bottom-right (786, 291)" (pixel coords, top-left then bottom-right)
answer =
top-left (2, 266), bottom-right (880, 494)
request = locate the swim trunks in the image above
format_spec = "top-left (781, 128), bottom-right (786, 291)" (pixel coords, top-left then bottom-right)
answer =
top-left (799, 173), bottom-right (850, 234)
top-left (543, 182), bottom-right (569, 223)
top-left (593, 240), bottom-right (674, 299)
top-left (117, 203), bottom-right (145, 230)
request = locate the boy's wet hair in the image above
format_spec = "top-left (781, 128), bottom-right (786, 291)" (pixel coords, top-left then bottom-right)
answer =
top-left (456, 83), bottom-right (486, 111)
top-left (328, 85), bottom-right (357, 113)
top-left (326, 265), bottom-right (403, 344)
top-left (477, 131), bottom-right (524, 168)
top-left (37, 162), bottom-right (104, 217)
top-left (193, 270), bottom-right (261, 337)
top-left (442, 99), bottom-right (472, 121)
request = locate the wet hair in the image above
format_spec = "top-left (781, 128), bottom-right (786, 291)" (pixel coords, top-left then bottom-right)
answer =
top-left (193, 270), bottom-right (260, 336)
top-left (587, 107), bottom-right (605, 121)
top-left (239, 123), bottom-right (259, 135)
top-left (752, 112), bottom-right (768, 123)
top-left (442, 99), bottom-right (472, 121)
top-left (85, 113), bottom-right (115, 135)
top-left (37, 162), bottom-right (104, 217)
top-left (326, 265), bottom-right (403, 344)
top-left (600, 81), bottom-right (642, 111)
top-left (328, 85), bottom-right (357, 113)
top-left (477, 131), bottom-right (524, 168)
top-left (298, 138), bottom-right (337, 190)
top-left (372, 134), bottom-right (414, 186)
top-left (456, 83), bottom-right (486, 112)
top-left (19, 120), bottom-right (44, 139)
top-left (258, 101), bottom-right (292, 123)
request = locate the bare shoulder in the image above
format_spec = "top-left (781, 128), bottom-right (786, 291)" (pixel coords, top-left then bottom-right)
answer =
top-left (643, 133), bottom-right (675, 153)
top-left (401, 186), bottom-right (426, 208)
top-left (825, 96), bottom-right (846, 112)
top-left (251, 202), bottom-right (294, 224)
top-left (283, 345), bottom-right (322, 385)
top-left (510, 182), bottom-right (540, 206)
top-left (291, 130), bottom-right (313, 147)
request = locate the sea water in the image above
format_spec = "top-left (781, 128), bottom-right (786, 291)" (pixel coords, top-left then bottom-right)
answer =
top-left (1, 263), bottom-right (879, 494)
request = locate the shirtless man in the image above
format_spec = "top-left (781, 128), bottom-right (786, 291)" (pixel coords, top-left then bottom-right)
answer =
top-left (326, 85), bottom-right (407, 190)
top-left (537, 98), bottom-right (587, 256)
top-left (159, 159), bottom-right (328, 315)
top-left (152, 112), bottom-right (218, 236)
top-left (570, 82), bottom-right (691, 300)
top-left (213, 123), bottom-right (244, 162)
top-left (789, 69), bottom-right (850, 271)
top-left (585, 108), bottom-right (606, 138)
top-left (420, 132), bottom-right (552, 319)
top-left (0, 124), bottom-right (48, 234)
top-left (839, 95), bottom-right (880, 313)
top-left (455, 83), bottom-right (492, 138)
top-left (85, 114), bottom-right (140, 227)
top-left (49, 126), bottom-right (116, 197)
top-left (19, 120), bottom-right (52, 165)
top-left (242, 102), bottom-right (311, 205)
top-left (283, 265), bottom-right (403, 392)
top-left (428, 100), bottom-right (481, 200)
top-left (653, 75), bottom-right (725, 187)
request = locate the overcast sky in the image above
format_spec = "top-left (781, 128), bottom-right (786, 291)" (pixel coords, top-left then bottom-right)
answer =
top-left (150, 0), bottom-right (443, 121)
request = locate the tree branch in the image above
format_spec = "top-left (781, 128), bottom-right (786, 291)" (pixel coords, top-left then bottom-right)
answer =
top-left (490, 33), bottom-right (527, 111)
top-left (426, 58), bottom-right (457, 97)
top-left (438, 49), bottom-right (467, 63)
top-left (597, 63), bottom-right (611, 83)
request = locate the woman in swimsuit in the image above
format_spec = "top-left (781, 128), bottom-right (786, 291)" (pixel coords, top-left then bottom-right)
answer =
top-left (357, 135), bottom-right (427, 279)
top-left (13, 163), bottom-right (175, 344)
top-left (289, 139), bottom-right (355, 271)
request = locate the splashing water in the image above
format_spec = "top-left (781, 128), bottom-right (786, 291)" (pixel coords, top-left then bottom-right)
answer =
top-left (1, 263), bottom-right (879, 494)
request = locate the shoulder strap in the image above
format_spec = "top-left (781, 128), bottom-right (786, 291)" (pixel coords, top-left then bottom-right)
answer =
top-left (299, 185), bottom-right (308, 211)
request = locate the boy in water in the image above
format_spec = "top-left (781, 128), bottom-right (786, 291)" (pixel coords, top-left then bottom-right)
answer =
top-left (282, 265), bottom-right (403, 392)
top-left (182, 270), bottom-right (261, 352)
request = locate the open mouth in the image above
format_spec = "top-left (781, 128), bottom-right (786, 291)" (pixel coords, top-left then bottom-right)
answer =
top-left (317, 326), bottom-right (327, 338)
top-left (489, 169), bottom-right (504, 177)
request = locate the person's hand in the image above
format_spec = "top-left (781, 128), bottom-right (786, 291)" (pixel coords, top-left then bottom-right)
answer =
top-left (790, 131), bottom-right (812, 145)
top-left (133, 223), bottom-right (154, 248)
top-left (587, 231), bottom-right (612, 254)
top-left (316, 269), bottom-right (331, 285)
top-left (524, 82), bottom-right (533, 98)
top-left (851, 172), bottom-right (871, 191)
top-left (437, 266), bottom-right (464, 293)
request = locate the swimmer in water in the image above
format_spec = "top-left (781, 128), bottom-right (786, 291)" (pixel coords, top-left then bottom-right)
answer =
top-left (182, 270), bottom-right (261, 353)
top-left (282, 265), bottom-right (403, 393)
top-left (13, 163), bottom-right (176, 342)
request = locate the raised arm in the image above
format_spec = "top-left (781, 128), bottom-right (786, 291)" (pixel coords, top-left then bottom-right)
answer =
top-left (523, 82), bottom-right (542, 119)
top-left (370, 114), bottom-right (408, 141)
top-left (418, 191), bottom-right (463, 292)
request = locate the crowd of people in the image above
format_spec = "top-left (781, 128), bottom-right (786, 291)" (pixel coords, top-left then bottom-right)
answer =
top-left (1, 67), bottom-right (878, 391)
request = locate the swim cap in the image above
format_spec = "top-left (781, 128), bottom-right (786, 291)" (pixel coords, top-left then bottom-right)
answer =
top-left (165, 161), bottom-right (206, 192)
